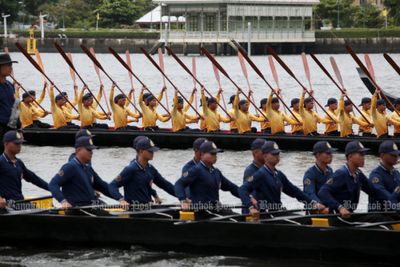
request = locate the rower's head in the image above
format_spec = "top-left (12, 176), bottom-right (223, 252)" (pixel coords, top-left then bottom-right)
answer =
top-left (3, 130), bottom-right (25, 155)
top-left (200, 141), bottom-right (223, 165)
top-left (251, 139), bottom-right (267, 165)
top-left (376, 99), bottom-right (386, 112)
top-left (82, 93), bottom-right (93, 107)
top-left (146, 95), bottom-right (157, 108)
top-left (259, 98), bottom-right (267, 110)
top-left (238, 99), bottom-right (249, 112)
top-left (114, 94), bottom-right (127, 107)
top-left (262, 141), bottom-right (281, 167)
top-left (193, 138), bottom-right (207, 161)
top-left (345, 141), bottom-right (369, 168)
top-left (22, 90), bottom-right (36, 104)
top-left (271, 97), bottom-right (279, 111)
top-left (290, 98), bottom-right (300, 111)
top-left (359, 97), bottom-right (371, 110)
top-left (75, 129), bottom-right (95, 140)
top-left (325, 98), bottom-right (338, 111)
top-left (176, 96), bottom-right (184, 110)
top-left (207, 97), bottom-right (218, 110)
top-left (0, 53), bottom-right (17, 77)
top-left (228, 95), bottom-right (236, 106)
top-left (379, 141), bottom-right (400, 167)
top-left (395, 99), bottom-right (400, 111)
top-left (304, 97), bottom-right (314, 110)
top-left (55, 94), bottom-right (66, 106)
top-left (136, 138), bottom-right (160, 161)
top-left (344, 100), bottom-right (352, 113)
top-left (75, 136), bottom-right (97, 164)
top-left (62, 92), bottom-right (69, 100)
top-left (143, 93), bottom-right (151, 105)
top-left (313, 141), bottom-right (334, 165)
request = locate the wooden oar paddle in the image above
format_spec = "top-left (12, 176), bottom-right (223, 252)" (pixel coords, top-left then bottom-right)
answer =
top-left (158, 48), bottom-right (170, 110)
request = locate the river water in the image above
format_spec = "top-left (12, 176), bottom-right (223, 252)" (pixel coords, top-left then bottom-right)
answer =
top-left (1, 52), bottom-right (399, 266)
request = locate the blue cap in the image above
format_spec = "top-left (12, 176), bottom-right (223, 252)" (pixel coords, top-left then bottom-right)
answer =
top-left (22, 90), bottom-right (35, 99)
top-left (75, 129), bottom-right (95, 139)
top-left (142, 93), bottom-right (151, 101)
top-left (145, 94), bottom-right (156, 103)
top-left (55, 94), bottom-right (64, 101)
top-left (193, 138), bottom-right (207, 150)
top-left (177, 96), bottom-right (184, 104)
top-left (114, 94), bottom-right (126, 103)
top-left (325, 98), bottom-right (337, 107)
top-left (251, 138), bottom-right (266, 150)
top-left (207, 97), bottom-right (217, 105)
top-left (136, 138), bottom-right (160, 152)
top-left (259, 98), bottom-right (267, 108)
top-left (377, 99), bottom-right (386, 106)
top-left (238, 99), bottom-right (247, 107)
top-left (379, 141), bottom-right (400, 155)
top-left (262, 141), bottom-right (281, 155)
top-left (345, 141), bottom-right (369, 156)
top-left (313, 141), bottom-right (334, 154)
top-left (228, 95), bottom-right (236, 104)
top-left (75, 136), bottom-right (97, 150)
top-left (271, 97), bottom-right (279, 104)
top-left (200, 141), bottom-right (223, 154)
top-left (2, 130), bottom-right (25, 144)
top-left (133, 136), bottom-right (148, 150)
top-left (290, 98), bottom-right (299, 108)
top-left (344, 100), bottom-right (351, 107)
top-left (304, 97), bottom-right (313, 104)
top-left (82, 93), bottom-right (92, 102)
top-left (359, 97), bottom-right (371, 106)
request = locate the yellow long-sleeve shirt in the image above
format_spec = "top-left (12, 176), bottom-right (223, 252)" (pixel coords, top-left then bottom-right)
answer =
top-left (110, 87), bottom-right (140, 129)
top-left (201, 92), bottom-right (230, 132)
top-left (299, 95), bottom-right (331, 135)
top-left (78, 89), bottom-right (108, 128)
top-left (266, 94), bottom-right (296, 134)
top-left (290, 109), bottom-right (303, 133)
top-left (171, 93), bottom-right (197, 132)
top-left (233, 95), bottom-right (264, 133)
top-left (391, 112), bottom-right (400, 135)
top-left (228, 108), bottom-right (238, 130)
top-left (358, 108), bottom-right (373, 134)
top-left (371, 95), bottom-right (400, 137)
top-left (324, 109), bottom-right (339, 133)
top-left (139, 90), bottom-right (170, 128)
top-left (49, 87), bottom-right (79, 129)
top-left (259, 109), bottom-right (271, 130)
top-left (64, 88), bottom-right (79, 122)
top-left (338, 96), bottom-right (369, 137)
top-left (16, 85), bottom-right (47, 122)
top-left (19, 102), bottom-right (45, 128)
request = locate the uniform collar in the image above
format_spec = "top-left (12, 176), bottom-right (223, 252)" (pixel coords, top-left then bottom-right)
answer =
top-left (379, 162), bottom-right (395, 175)
top-left (200, 161), bottom-right (214, 172)
top-left (73, 157), bottom-right (90, 168)
top-left (252, 161), bottom-right (262, 169)
top-left (264, 165), bottom-right (278, 176)
top-left (2, 153), bottom-right (17, 164)
top-left (344, 164), bottom-right (360, 178)
top-left (314, 163), bottom-right (329, 175)
top-left (134, 159), bottom-right (151, 170)
top-left (193, 158), bottom-right (200, 165)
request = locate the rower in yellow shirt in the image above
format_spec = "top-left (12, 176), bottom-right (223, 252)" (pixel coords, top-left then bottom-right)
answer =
top-left (19, 90), bottom-right (51, 129)
top-left (358, 97), bottom-right (375, 137)
top-left (171, 89), bottom-right (199, 132)
top-left (78, 86), bottom-right (110, 129)
top-left (61, 85), bottom-right (79, 126)
top-left (233, 91), bottom-right (265, 134)
top-left (49, 85), bottom-right (80, 129)
top-left (265, 91), bottom-right (299, 135)
top-left (391, 99), bottom-right (400, 137)
top-left (227, 95), bottom-right (238, 133)
top-left (338, 93), bottom-right (371, 137)
top-left (371, 89), bottom-right (400, 138)
top-left (139, 87), bottom-right (170, 131)
top-left (324, 98), bottom-right (340, 136)
top-left (201, 88), bottom-right (231, 132)
top-left (289, 98), bottom-right (304, 135)
top-left (199, 89), bottom-right (223, 132)
top-left (110, 84), bottom-right (141, 130)
top-left (259, 98), bottom-right (271, 134)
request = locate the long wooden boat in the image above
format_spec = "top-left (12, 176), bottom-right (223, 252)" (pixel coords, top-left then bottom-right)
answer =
top-left (22, 128), bottom-right (398, 152)
top-left (0, 210), bottom-right (399, 264)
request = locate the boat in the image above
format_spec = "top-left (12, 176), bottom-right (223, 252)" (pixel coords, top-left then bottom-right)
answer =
top-left (0, 209), bottom-right (399, 264)
top-left (22, 128), bottom-right (398, 152)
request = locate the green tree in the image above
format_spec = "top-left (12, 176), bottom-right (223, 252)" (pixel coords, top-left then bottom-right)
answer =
top-left (384, 0), bottom-right (400, 26)
top-left (0, 0), bottom-right (21, 23)
top-left (315, 0), bottom-right (359, 28)
top-left (354, 4), bottom-right (384, 28)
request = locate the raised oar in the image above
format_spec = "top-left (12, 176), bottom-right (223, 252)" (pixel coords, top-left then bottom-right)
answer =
top-left (192, 57), bottom-right (198, 110)
top-left (211, 57), bottom-right (228, 111)
top-left (108, 47), bottom-right (170, 116)
top-left (80, 45), bottom-right (141, 115)
top-left (235, 46), bottom-right (300, 122)
top-left (238, 52), bottom-right (259, 115)
top-left (345, 45), bottom-right (400, 116)
top-left (158, 48), bottom-right (170, 110)
top-left (268, 55), bottom-right (288, 114)
top-left (309, 53), bottom-right (372, 124)
top-left (165, 46), bottom-right (231, 119)
top-left (34, 49), bottom-right (48, 85)
top-left (383, 53), bottom-right (400, 81)
top-left (125, 50), bottom-right (139, 111)
top-left (301, 53), bottom-right (318, 112)
top-left (364, 54), bottom-right (376, 83)
top-left (15, 42), bottom-right (79, 113)
top-left (67, 53), bottom-right (77, 87)
top-left (54, 43), bottom-right (110, 120)
top-left (267, 46), bottom-right (335, 121)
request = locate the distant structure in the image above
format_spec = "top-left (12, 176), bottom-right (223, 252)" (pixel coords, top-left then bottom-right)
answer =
top-left (354, 0), bottom-right (384, 8)
top-left (152, 0), bottom-right (319, 55)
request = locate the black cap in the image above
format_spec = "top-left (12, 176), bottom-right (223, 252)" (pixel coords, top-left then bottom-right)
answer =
top-left (193, 138), bottom-right (207, 151)
top-left (177, 96), bottom-right (184, 104)
top-left (313, 141), bottom-right (334, 155)
top-left (238, 99), bottom-right (247, 107)
top-left (325, 98), bottom-right (337, 107)
top-left (379, 141), bottom-right (400, 155)
top-left (75, 136), bottom-right (98, 150)
top-left (259, 98), bottom-right (267, 108)
top-left (136, 138), bottom-right (160, 152)
top-left (377, 99), bottom-right (386, 106)
top-left (133, 136), bottom-right (148, 150)
top-left (304, 97), bottom-right (313, 104)
top-left (345, 141), bottom-right (369, 156)
top-left (290, 98), bottom-right (299, 108)
top-left (359, 97), bottom-right (371, 106)
top-left (75, 129), bottom-right (95, 139)
top-left (55, 94), bottom-right (64, 101)
top-left (114, 94), bottom-right (126, 103)
top-left (228, 95), bottom-right (236, 104)
top-left (22, 90), bottom-right (36, 99)
top-left (207, 97), bottom-right (217, 105)
top-left (251, 138), bottom-right (266, 150)
top-left (145, 94), bottom-right (156, 103)
top-left (142, 93), bottom-right (151, 101)
top-left (262, 141), bottom-right (281, 155)
top-left (0, 53), bottom-right (18, 65)
top-left (344, 100), bottom-right (351, 107)
top-left (2, 130), bottom-right (25, 144)
top-left (395, 98), bottom-right (400, 106)
top-left (271, 97), bottom-right (279, 104)
top-left (200, 141), bottom-right (223, 154)
top-left (82, 93), bottom-right (92, 102)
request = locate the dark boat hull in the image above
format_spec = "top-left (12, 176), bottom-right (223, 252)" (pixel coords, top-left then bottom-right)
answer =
top-left (22, 128), bottom-right (399, 152)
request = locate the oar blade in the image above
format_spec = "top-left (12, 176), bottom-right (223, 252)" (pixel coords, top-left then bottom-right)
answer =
top-left (158, 48), bottom-right (167, 87)
top-left (329, 57), bottom-right (345, 89)
top-left (125, 50), bottom-right (135, 89)
top-left (66, 53), bottom-right (77, 86)
top-left (268, 55), bottom-right (280, 89)
top-left (364, 54), bottom-right (376, 83)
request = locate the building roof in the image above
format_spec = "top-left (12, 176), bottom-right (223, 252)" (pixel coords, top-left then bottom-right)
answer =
top-left (136, 6), bottom-right (185, 23)
top-left (154, 0), bottom-right (319, 4)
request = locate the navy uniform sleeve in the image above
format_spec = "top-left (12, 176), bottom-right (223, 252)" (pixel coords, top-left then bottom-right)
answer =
top-left (318, 170), bottom-right (345, 210)
top-left (220, 171), bottom-right (239, 198)
top-left (243, 165), bottom-right (253, 184)
top-left (108, 165), bottom-right (135, 200)
top-left (364, 171), bottom-right (397, 204)
top-left (281, 172), bottom-right (313, 204)
top-left (151, 188), bottom-right (158, 198)
top-left (303, 168), bottom-right (320, 202)
top-left (153, 168), bottom-right (176, 197)
top-left (239, 171), bottom-right (261, 208)
top-left (92, 169), bottom-right (115, 200)
top-left (49, 163), bottom-right (75, 203)
top-left (175, 167), bottom-right (199, 201)
top-left (20, 160), bottom-right (49, 191)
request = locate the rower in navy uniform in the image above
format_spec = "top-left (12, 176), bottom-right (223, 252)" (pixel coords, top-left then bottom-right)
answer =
top-left (49, 136), bottom-right (116, 214)
top-left (318, 141), bottom-right (397, 218)
top-left (303, 141), bottom-right (334, 202)
top-left (108, 138), bottom-right (176, 209)
top-left (175, 141), bottom-right (240, 219)
top-left (239, 141), bottom-right (328, 218)
top-left (368, 141), bottom-right (400, 212)
top-left (68, 129), bottom-right (95, 162)
top-left (0, 130), bottom-right (49, 211)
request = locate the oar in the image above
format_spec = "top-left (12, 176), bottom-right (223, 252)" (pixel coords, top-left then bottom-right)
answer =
top-left (125, 50), bottom-right (139, 111)
top-left (211, 57), bottom-right (228, 111)
top-left (201, 47), bottom-right (268, 120)
top-left (268, 55), bottom-right (288, 114)
top-left (345, 45), bottom-right (400, 117)
top-left (80, 45), bottom-right (141, 115)
top-left (54, 43), bottom-right (111, 120)
top-left (235, 47), bottom-right (300, 122)
top-left (267, 46), bottom-right (336, 122)
top-left (66, 53), bottom-right (77, 87)
top-left (140, 47), bottom-right (201, 117)
top-left (310, 54), bottom-right (372, 124)
top-left (238, 52), bottom-right (259, 115)
top-left (108, 47), bottom-right (170, 116)
top-left (15, 42), bottom-right (79, 113)
top-left (158, 48), bottom-right (170, 110)
top-left (364, 54), bottom-right (376, 83)
top-left (165, 47), bottom-right (232, 119)
top-left (192, 57), bottom-right (198, 110)
top-left (34, 49), bottom-right (48, 85)
top-left (383, 53), bottom-right (400, 87)
top-left (301, 53), bottom-right (318, 112)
